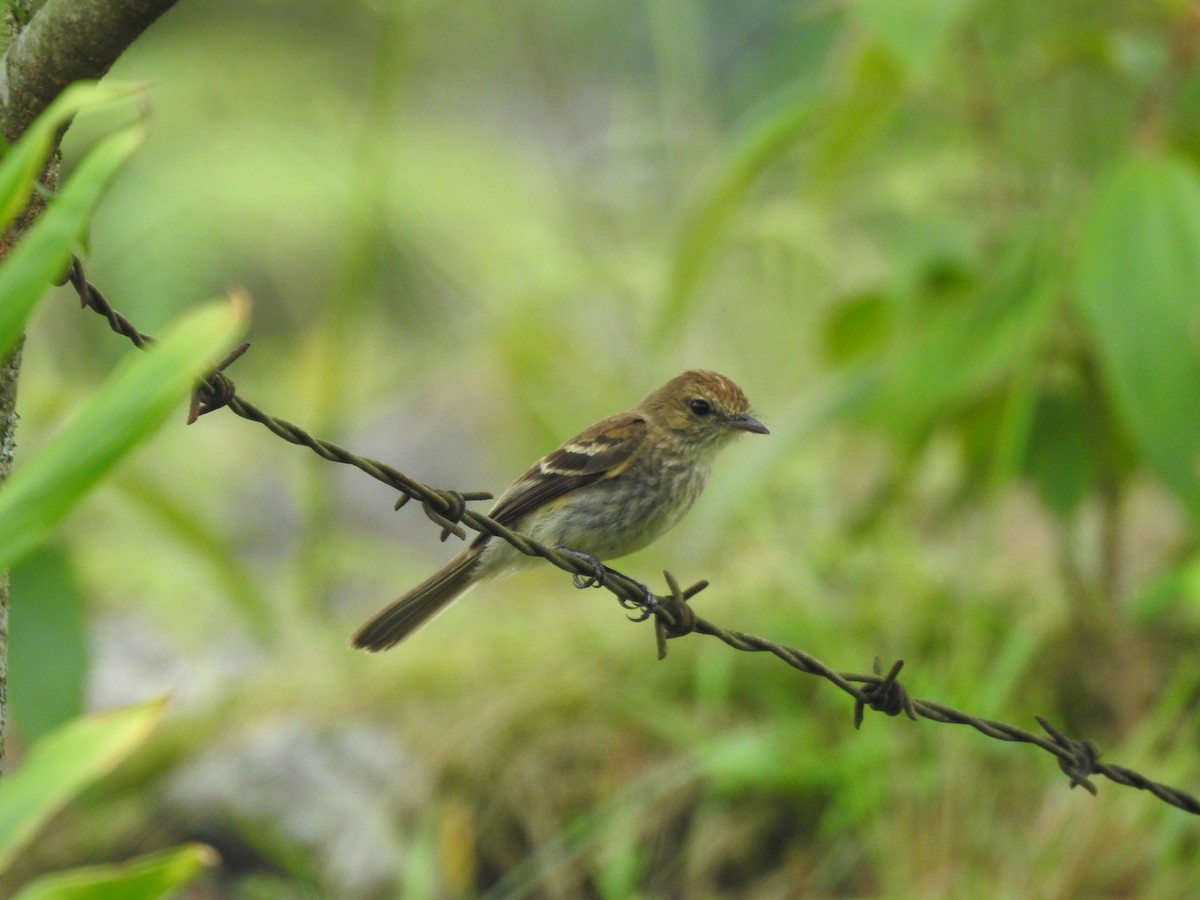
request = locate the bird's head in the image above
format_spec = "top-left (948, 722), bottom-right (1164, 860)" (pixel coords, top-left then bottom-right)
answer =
top-left (640, 369), bottom-right (768, 451)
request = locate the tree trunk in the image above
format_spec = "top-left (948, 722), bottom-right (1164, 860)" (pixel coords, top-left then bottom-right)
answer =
top-left (0, 339), bottom-right (21, 769)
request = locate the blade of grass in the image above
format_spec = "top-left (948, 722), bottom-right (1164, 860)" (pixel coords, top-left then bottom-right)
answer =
top-left (0, 700), bottom-right (166, 871)
top-left (11, 843), bottom-right (217, 900)
top-left (0, 81), bottom-right (145, 235)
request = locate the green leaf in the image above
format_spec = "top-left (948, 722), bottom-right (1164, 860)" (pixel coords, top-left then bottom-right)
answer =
top-left (0, 81), bottom-right (144, 236)
top-left (0, 120), bottom-right (146, 359)
top-left (1022, 389), bottom-right (1098, 515)
top-left (12, 844), bottom-right (215, 900)
top-left (0, 700), bottom-right (167, 871)
top-left (859, 230), bottom-right (1057, 439)
top-left (1076, 154), bottom-right (1200, 523)
top-left (12, 843), bottom-right (216, 900)
top-left (0, 300), bottom-right (246, 571)
top-left (9, 547), bottom-right (88, 741)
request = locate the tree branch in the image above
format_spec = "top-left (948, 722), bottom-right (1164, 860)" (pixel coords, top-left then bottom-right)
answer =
top-left (1, 0), bottom-right (181, 141)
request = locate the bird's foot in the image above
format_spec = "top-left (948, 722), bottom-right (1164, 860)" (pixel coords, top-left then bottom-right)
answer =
top-left (621, 584), bottom-right (658, 622)
top-left (558, 548), bottom-right (658, 621)
top-left (558, 547), bottom-right (612, 589)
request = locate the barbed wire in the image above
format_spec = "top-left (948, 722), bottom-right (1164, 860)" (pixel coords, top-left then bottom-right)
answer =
top-left (61, 255), bottom-right (1200, 816)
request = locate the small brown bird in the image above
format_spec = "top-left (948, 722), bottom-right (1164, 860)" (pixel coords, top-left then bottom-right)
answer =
top-left (351, 369), bottom-right (768, 651)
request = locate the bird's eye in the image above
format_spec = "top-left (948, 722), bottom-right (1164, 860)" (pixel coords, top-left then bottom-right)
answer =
top-left (688, 398), bottom-right (712, 417)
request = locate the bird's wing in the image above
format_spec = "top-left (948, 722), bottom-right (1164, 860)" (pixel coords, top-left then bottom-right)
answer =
top-left (480, 411), bottom-right (647, 533)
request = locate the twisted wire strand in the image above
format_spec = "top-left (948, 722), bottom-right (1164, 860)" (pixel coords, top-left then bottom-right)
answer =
top-left (62, 255), bottom-right (1200, 816)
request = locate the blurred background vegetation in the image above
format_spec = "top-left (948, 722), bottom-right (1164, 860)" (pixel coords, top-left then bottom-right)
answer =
top-left (5, 0), bottom-right (1200, 895)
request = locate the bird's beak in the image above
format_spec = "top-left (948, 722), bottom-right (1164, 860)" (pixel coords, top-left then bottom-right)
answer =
top-left (728, 413), bottom-right (769, 435)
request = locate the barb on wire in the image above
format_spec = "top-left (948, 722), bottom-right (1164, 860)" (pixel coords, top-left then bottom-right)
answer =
top-left (854, 658), bottom-right (916, 726)
top-left (396, 489), bottom-right (495, 542)
top-left (189, 340), bottom-right (250, 424)
top-left (62, 254), bottom-right (1200, 818)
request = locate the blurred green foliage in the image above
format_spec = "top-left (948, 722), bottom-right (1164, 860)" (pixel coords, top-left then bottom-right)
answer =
top-left (9, 547), bottom-right (87, 740)
top-left (0, 700), bottom-right (215, 898)
top-left (0, 82), bottom-right (244, 897)
top-left (0, 702), bottom-right (166, 873)
top-left (7, 0), bottom-right (1200, 896)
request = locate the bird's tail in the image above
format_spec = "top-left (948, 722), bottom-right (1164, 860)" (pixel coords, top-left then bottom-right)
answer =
top-left (351, 547), bottom-right (481, 651)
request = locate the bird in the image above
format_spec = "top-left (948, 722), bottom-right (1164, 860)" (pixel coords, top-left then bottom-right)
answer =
top-left (351, 369), bottom-right (768, 651)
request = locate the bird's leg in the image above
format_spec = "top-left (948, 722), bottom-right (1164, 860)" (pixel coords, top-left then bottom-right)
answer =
top-left (558, 547), bottom-right (612, 589)
top-left (558, 547), bottom-right (658, 621)
top-left (621, 583), bottom-right (659, 622)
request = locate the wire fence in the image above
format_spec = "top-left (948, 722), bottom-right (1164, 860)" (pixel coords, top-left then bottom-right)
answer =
top-left (62, 255), bottom-right (1200, 816)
